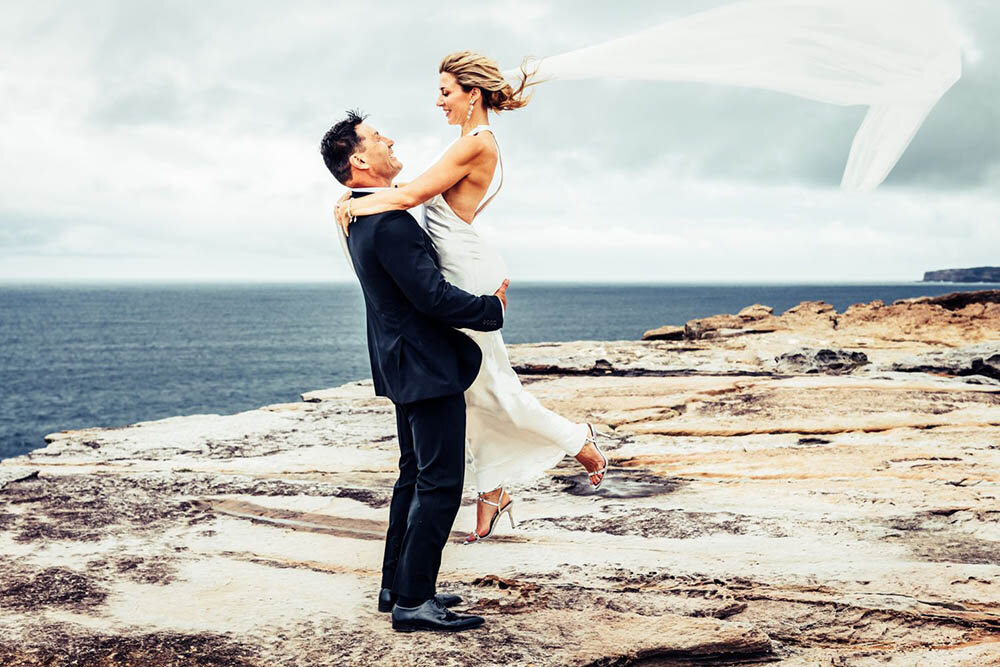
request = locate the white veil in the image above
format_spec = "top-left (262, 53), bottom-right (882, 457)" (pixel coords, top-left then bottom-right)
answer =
top-left (503, 0), bottom-right (963, 191)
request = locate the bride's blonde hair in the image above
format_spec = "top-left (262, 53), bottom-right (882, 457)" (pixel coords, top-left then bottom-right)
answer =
top-left (439, 51), bottom-right (532, 112)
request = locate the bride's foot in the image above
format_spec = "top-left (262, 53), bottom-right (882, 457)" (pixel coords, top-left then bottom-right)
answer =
top-left (464, 487), bottom-right (514, 544)
top-left (575, 423), bottom-right (609, 488)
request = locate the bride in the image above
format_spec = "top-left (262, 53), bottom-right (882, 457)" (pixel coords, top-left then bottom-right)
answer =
top-left (336, 51), bottom-right (608, 544)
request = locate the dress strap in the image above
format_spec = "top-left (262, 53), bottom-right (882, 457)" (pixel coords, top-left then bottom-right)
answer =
top-left (470, 128), bottom-right (503, 220)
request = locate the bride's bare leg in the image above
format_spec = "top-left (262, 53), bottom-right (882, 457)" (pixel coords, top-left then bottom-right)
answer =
top-left (575, 426), bottom-right (607, 486)
top-left (468, 486), bottom-right (510, 541)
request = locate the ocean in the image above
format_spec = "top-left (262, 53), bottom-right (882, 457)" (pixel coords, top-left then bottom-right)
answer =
top-left (2, 281), bottom-right (997, 461)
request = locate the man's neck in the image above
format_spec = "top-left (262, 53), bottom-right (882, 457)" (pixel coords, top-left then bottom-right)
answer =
top-left (348, 178), bottom-right (393, 189)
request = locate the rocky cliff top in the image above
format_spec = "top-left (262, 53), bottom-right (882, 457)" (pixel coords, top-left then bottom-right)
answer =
top-left (2, 292), bottom-right (999, 665)
top-left (643, 289), bottom-right (1000, 348)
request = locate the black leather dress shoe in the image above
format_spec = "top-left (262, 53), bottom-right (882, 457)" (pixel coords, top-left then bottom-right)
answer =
top-left (378, 588), bottom-right (462, 613)
top-left (391, 599), bottom-right (484, 633)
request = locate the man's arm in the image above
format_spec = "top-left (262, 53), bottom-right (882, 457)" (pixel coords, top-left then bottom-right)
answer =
top-left (374, 212), bottom-right (503, 332)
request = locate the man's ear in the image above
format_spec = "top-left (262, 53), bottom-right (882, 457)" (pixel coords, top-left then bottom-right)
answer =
top-left (349, 153), bottom-right (369, 172)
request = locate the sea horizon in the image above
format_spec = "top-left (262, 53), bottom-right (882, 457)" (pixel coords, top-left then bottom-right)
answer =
top-left (0, 279), bottom-right (1000, 292)
top-left (3, 278), bottom-right (999, 287)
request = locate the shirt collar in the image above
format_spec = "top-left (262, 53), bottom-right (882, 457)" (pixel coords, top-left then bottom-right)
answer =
top-left (351, 186), bottom-right (393, 193)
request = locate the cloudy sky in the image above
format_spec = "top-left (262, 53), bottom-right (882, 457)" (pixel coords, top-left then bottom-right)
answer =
top-left (1, 0), bottom-right (996, 283)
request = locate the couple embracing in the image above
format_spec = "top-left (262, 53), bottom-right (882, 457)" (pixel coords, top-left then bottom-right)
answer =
top-left (320, 52), bottom-right (608, 633)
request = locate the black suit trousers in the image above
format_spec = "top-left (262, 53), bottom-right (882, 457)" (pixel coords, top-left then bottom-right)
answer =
top-left (381, 392), bottom-right (466, 600)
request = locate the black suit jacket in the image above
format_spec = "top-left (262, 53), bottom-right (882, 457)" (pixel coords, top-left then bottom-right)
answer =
top-left (345, 195), bottom-right (503, 405)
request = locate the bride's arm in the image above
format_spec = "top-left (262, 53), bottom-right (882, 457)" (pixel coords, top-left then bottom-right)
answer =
top-left (336, 137), bottom-right (484, 227)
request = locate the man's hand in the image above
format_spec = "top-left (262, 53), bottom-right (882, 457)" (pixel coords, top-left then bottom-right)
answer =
top-left (493, 278), bottom-right (510, 311)
top-left (335, 191), bottom-right (352, 236)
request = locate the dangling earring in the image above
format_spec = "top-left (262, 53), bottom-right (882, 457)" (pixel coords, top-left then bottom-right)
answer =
top-left (466, 101), bottom-right (474, 121)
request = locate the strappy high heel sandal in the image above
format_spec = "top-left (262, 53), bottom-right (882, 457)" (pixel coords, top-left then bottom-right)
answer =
top-left (463, 487), bottom-right (516, 545)
top-left (584, 423), bottom-right (609, 490)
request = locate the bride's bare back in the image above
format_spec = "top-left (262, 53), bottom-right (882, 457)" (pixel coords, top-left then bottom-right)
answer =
top-left (441, 131), bottom-right (498, 224)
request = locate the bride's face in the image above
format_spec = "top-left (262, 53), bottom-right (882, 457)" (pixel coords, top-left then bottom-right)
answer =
top-left (437, 72), bottom-right (473, 126)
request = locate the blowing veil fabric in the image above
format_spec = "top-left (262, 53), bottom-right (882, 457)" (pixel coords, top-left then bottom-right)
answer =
top-left (503, 0), bottom-right (963, 191)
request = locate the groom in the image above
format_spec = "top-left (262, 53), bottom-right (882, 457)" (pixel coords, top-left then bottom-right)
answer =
top-left (320, 110), bottom-right (507, 632)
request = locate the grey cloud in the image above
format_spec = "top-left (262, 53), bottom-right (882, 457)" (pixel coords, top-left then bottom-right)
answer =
top-left (89, 78), bottom-right (185, 125)
top-left (1, 0), bottom-right (997, 282)
top-left (0, 217), bottom-right (67, 255)
top-left (886, 60), bottom-right (1000, 188)
top-left (63, 0), bottom-right (998, 190)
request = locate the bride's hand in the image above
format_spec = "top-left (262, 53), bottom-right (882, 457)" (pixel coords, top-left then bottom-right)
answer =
top-left (493, 278), bottom-right (510, 310)
top-left (334, 191), bottom-right (352, 236)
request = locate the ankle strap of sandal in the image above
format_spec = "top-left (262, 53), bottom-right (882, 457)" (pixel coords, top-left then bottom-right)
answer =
top-left (477, 486), bottom-right (505, 507)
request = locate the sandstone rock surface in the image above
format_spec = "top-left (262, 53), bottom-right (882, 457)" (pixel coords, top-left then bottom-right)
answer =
top-left (679, 289), bottom-right (1000, 348)
top-left (640, 324), bottom-right (685, 341)
top-left (3, 292), bottom-right (1000, 665)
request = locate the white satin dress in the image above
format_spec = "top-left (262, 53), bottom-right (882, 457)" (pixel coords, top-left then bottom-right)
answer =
top-left (422, 126), bottom-right (589, 493)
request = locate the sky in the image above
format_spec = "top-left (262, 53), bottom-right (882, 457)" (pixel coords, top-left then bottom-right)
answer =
top-left (1, 0), bottom-right (997, 284)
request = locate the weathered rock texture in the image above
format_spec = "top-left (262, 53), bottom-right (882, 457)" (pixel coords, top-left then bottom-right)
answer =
top-left (664, 290), bottom-right (1000, 347)
top-left (3, 292), bottom-right (1000, 665)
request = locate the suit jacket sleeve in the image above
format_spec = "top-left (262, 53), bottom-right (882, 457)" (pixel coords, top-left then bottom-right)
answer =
top-left (373, 212), bottom-right (503, 332)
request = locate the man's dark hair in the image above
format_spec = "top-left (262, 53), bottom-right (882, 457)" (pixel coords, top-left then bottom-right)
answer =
top-left (320, 109), bottom-right (367, 185)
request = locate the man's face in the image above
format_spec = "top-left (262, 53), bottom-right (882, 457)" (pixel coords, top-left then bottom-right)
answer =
top-left (352, 123), bottom-right (402, 182)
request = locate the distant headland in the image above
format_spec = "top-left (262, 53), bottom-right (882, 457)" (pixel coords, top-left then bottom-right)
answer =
top-left (923, 266), bottom-right (1000, 282)
top-left (923, 266), bottom-right (1000, 283)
